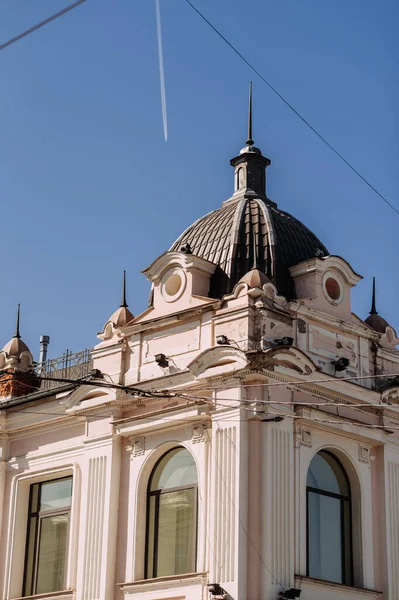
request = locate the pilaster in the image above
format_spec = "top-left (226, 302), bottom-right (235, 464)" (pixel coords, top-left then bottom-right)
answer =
top-left (384, 445), bottom-right (399, 600)
top-left (209, 407), bottom-right (248, 600)
top-left (261, 416), bottom-right (294, 597)
top-left (0, 413), bottom-right (7, 545)
top-left (76, 432), bottom-right (121, 600)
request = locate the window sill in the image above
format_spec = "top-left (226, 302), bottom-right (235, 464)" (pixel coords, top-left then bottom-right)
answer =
top-left (12, 592), bottom-right (74, 600)
top-left (294, 576), bottom-right (382, 599)
top-left (118, 572), bottom-right (207, 595)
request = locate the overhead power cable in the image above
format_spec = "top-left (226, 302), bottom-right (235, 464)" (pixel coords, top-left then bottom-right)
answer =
top-left (1, 369), bottom-right (398, 406)
top-left (3, 377), bottom-right (398, 435)
top-left (0, 0), bottom-right (88, 51)
top-left (183, 0), bottom-right (399, 217)
top-left (182, 371), bottom-right (399, 392)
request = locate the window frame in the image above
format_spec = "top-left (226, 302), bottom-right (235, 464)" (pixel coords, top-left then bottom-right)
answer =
top-left (144, 447), bottom-right (198, 580)
top-left (306, 450), bottom-right (354, 586)
top-left (22, 476), bottom-right (73, 597)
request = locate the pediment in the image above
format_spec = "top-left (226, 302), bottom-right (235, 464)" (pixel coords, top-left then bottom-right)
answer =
top-left (187, 346), bottom-right (248, 379)
top-left (61, 385), bottom-right (117, 412)
top-left (247, 347), bottom-right (317, 376)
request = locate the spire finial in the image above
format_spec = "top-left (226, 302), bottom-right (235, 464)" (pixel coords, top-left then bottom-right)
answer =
top-left (246, 81), bottom-right (254, 146)
top-left (120, 270), bottom-right (128, 308)
top-left (370, 277), bottom-right (377, 315)
top-left (14, 303), bottom-right (21, 339)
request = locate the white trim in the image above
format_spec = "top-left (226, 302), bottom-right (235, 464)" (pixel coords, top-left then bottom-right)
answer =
top-left (322, 270), bottom-right (345, 305)
top-left (3, 464), bottom-right (81, 600)
top-left (160, 267), bottom-right (187, 303)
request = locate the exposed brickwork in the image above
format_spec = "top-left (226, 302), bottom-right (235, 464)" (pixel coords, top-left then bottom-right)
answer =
top-left (0, 368), bottom-right (40, 399)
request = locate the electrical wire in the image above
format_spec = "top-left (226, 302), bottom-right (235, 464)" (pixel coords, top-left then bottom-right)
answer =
top-left (183, 0), bottom-right (399, 217)
top-left (0, 0), bottom-right (89, 51)
top-left (180, 371), bottom-right (399, 392)
top-left (180, 394), bottom-right (399, 410)
top-left (2, 368), bottom-right (399, 435)
top-left (2, 370), bottom-right (398, 413)
top-left (5, 389), bottom-right (399, 434)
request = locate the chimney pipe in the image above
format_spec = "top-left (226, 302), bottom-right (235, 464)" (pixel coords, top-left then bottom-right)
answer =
top-left (39, 335), bottom-right (50, 366)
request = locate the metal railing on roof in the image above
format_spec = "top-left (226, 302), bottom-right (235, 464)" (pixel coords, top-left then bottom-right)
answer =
top-left (37, 348), bottom-right (93, 391)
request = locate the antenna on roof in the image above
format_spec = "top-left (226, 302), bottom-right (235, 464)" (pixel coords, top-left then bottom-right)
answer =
top-left (14, 303), bottom-right (21, 339)
top-left (246, 81), bottom-right (254, 146)
top-left (120, 270), bottom-right (128, 308)
top-left (370, 276), bottom-right (377, 315)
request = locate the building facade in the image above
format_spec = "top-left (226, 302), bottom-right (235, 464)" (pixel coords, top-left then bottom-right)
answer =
top-left (0, 98), bottom-right (398, 600)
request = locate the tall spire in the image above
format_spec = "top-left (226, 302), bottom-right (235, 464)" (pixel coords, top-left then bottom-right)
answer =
top-left (14, 303), bottom-right (21, 339)
top-left (230, 82), bottom-right (270, 200)
top-left (370, 277), bottom-right (377, 315)
top-left (120, 270), bottom-right (128, 308)
top-left (246, 81), bottom-right (254, 146)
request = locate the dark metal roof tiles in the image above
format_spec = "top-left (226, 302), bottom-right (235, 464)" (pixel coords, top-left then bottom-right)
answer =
top-left (171, 197), bottom-right (328, 299)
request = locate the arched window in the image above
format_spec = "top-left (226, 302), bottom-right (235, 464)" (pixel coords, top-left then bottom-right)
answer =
top-left (307, 450), bottom-right (353, 585)
top-left (145, 447), bottom-right (198, 579)
top-left (235, 167), bottom-right (245, 191)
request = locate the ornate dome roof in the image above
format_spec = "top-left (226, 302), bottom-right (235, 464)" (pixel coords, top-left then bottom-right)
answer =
top-left (171, 197), bottom-right (328, 299)
top-left (171, 84), bottom-right (328, 299)
top-left (365, 313), bottom-right (390, 334)
top-left (2, 336), bottom-right (31, 359)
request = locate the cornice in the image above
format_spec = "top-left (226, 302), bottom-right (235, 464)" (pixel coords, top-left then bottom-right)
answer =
top-left (294, 407), bottom-right (389, 443)
top-left (6, 415), bottom-right (79, 438)
top-left (123, 302), bottom-right (221, 335)
top-left (290, 303), bottom-right (377, 340)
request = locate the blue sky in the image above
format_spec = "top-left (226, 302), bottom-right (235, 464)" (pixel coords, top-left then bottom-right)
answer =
top-left (0, 0), bottom-right (398, 359)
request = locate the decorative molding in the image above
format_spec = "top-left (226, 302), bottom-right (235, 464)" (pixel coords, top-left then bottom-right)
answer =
top-left (246, 348), bottom-right (316, 376)
top-left (299, 428), bottom-right (312, 448)
top-left (191, 423), bottom-right (208, 444)
top-left (358, 443), bottom-right (371, 464)
top-left (126, 436), bottom-right (145, 457)
top-left (7, 416), bottom-right (78, 437)
top-left (187, 346), bottom-right (248, 379)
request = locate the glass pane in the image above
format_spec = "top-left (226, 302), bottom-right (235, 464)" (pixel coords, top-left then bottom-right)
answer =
top-left (343, 500), bottom-right (353, 584)
top-left (36, 513), bottom-right (69, 594)
top-left (156, 489), bottom-right (196, 577)
top-left (40, 478), bottom-right (72, 511)
top-left (307, 451), bottom-right (349, 495)
top-left (146, 495), bottom-right (156, 579)
top-left (23, 516), bottom-right (37, 596)
top-left (30, 484), bottom-right (40, 514)
top-left (308, 491), bottom-right (343, 583)
top-left (150, 448), bottom-right (197, 492)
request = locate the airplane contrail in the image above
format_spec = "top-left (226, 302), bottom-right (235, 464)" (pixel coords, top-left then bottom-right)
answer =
top-left (156, 0), bottom-right (168, 141)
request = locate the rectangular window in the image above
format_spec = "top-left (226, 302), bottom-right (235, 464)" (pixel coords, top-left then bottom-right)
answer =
top-left (22, 477), bottom-right (72, 597)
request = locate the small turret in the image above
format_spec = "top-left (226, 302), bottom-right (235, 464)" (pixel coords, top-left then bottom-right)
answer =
top-left (364, 277), bottom-right (390, 333)
top-left (98, 271), bottom-right (134, 340)
top-left (0, 305), bottom-right (40, 399)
